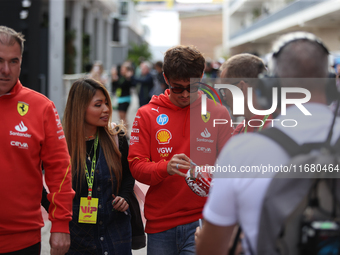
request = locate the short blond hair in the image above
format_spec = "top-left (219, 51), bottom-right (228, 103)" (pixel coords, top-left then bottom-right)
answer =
top-left (220, 53), bottom-right (265, 78)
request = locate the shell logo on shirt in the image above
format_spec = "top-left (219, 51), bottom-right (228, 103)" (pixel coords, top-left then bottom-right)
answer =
top-left (156, 129), bottom-right (172, 144)
top-left (17, 101), bottom-right (29, 116)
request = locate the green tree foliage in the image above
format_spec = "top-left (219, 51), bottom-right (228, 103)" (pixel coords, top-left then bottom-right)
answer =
top-left (128, 42), bottom-right (152, 66)
top-left (64, 29), bottom-right (76, 74)
top-left (82, 33), bottom-right (91, 73)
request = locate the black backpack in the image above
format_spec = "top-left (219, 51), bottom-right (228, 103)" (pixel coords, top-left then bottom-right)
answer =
top-left (255, 126), bottom-right (340, 255)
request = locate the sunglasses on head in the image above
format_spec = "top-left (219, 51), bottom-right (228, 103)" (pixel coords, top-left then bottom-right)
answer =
top-left (169, 82), bottom-right (200, 94)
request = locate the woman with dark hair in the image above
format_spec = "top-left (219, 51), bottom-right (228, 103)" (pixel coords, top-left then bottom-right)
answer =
top-left (111, 61), bottom-right (134, 131)
top-left (63, 78), bottom-right (134, 254)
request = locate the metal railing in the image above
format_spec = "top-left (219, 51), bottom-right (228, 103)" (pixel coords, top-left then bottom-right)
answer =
top-left (230, 0), bottom-right (324, 40)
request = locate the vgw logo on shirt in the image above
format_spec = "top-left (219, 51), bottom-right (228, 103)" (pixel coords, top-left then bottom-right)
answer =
top-left (156, 114), bottom-right (169, 125)
top-left (157, 147), bottom-right (173, 157)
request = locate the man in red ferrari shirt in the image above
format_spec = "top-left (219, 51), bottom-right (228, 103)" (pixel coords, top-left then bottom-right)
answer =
top-left (128, 45), bottom-right (233, 254)
top-left (0, 26), bottom-right (74, 254)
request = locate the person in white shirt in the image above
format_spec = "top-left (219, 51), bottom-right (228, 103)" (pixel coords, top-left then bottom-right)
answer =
top-left (196, 32), bottom-right (340, 255)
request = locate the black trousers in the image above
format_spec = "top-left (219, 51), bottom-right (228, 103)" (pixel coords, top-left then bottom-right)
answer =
top-left (1, 242), bottom-right (40, 255)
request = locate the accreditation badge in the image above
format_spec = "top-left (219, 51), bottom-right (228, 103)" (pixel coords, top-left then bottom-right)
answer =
top-left (78, 197), bottom-right (98, 224)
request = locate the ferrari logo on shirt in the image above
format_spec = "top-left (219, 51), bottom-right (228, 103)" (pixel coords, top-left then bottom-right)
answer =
top-left (17, 102), bottom-right (29, 116)
top-left (201, 112), bottom-right (210, 123)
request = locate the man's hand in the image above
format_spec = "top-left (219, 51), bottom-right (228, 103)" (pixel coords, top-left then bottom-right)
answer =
top-left (166, 153), bottom-right (191, 177)
top-left (195, 226), bottom-right (201, 243)
top-left (50, 232), bottom-right (70, 255)
top-left (196, 219), bottom-right (235, 255)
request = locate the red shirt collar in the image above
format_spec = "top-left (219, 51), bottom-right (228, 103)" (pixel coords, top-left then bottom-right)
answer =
top-left (1, 80), bottom-right (22, 98)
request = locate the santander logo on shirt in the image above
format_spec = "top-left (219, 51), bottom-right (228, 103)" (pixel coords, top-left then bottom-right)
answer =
top-left (15, 121), bottom-right (28, 132)
top-left (10, 121), bottom-right (32, 138)
top-left (201, 128), bottom-right (211, 138)
top-left (196, 128), bottom-right (214, 143)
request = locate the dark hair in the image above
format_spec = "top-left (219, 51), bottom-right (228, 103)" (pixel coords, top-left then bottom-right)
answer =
top-left (63, 78), bottom-right (124, 193)
top-left (85, 63), bottom-right (93, 73)
top-left (163, 45), bottom-right (205, 82)
top-left (155, 61), bottom-right (163, 69)
top-left (272, 32), bottom-right (329, 78)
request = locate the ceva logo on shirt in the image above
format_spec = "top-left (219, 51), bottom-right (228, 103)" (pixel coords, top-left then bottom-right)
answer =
top-left (156, 114), bottom-right (169, 125)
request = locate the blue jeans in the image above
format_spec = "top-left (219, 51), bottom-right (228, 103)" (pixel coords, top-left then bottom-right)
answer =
top-left (147, 221), bottom-right (199, 255)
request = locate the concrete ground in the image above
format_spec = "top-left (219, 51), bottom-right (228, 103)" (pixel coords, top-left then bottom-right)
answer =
top-left (41, 89), bottom-right (147, 254)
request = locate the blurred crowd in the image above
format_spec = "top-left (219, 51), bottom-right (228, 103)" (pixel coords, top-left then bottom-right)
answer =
top-left (87, 54), bottom-right (340, 121)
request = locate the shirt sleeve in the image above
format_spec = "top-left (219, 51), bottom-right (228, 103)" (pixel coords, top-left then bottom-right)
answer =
top-left (128, 109), bottom-right (169, 186)
top-left (40, 101), bottom-right (75, 233)
top-left (203, 178), bottom-right (237, 226)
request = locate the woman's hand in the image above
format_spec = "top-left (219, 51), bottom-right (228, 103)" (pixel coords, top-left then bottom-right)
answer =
top-left (112, 194), bottom-right (129, 212)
